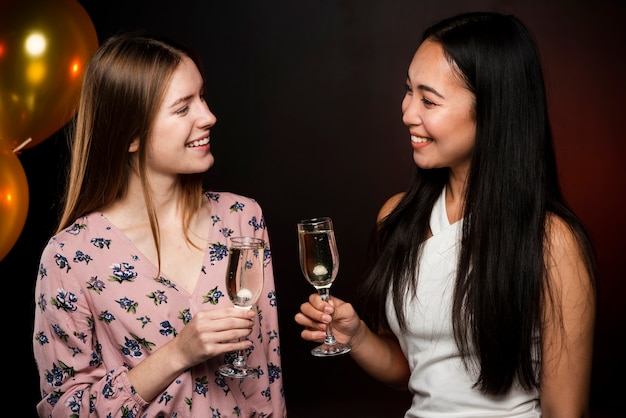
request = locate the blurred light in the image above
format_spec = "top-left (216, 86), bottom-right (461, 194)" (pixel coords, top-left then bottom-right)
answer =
top-left (25, 33), bottom-right (46, 56)
top-left (70, 59), bottom-right (80, 77)
top-left (27, 61), bottom-right (46, 84)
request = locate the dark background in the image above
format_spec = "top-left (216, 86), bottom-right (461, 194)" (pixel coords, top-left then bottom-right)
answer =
top-left (2, 0), bottom-right (624, 417)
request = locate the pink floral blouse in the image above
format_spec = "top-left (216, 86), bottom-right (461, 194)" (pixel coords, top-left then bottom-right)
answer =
top-left (33, 191), bottom-right (286, 417)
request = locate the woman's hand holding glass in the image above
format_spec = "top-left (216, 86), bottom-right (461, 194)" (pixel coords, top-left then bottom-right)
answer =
top-left (296, 293), bottom-right (361, 349)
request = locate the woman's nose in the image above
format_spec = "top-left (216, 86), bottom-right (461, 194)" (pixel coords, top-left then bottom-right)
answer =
top-left (200, 104), bottom-right (217, 128)
top-left (402, 96), bottom-right (421, 126)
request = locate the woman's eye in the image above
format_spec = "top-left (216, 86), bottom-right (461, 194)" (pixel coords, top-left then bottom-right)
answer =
top-left (176, 105), bottom-right (189, 115)
top-left (404, 84), bottom-right (413, 94)
top-left (421, 97), bottom-right (435, 106)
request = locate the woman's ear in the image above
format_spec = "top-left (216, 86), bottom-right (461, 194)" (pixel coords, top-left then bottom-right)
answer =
top-left (129, 137), bottom-right (140, 152)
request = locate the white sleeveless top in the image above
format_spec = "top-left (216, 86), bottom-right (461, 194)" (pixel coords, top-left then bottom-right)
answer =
top-left (386, 187), bottom-right (541, 417)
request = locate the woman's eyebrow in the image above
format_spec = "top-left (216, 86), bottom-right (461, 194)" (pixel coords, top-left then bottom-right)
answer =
top-left (417, 84), bottom-right (444, 99)
top-left (167, 94), bottom-right (193, 109)
top-left (407, 72), bottom-right (444, 98)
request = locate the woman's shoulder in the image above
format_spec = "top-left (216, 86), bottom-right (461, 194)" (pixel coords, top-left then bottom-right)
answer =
top-left (204, 190), bottom-right (265, 223)
top-left (545, 213), bottom-right (581, 254)
top-left (50, 212), bottom-right (108, 243)
top-left (544, 213), bottom-right (594, 290)
top-left (205, 190), bottom-right (261, 209)
top-left (39, 212), bottom-right (114, 272)
top-left (377, 192), bottom-right (405, 223)
top-left (204, 190), bottom-right (267, 234)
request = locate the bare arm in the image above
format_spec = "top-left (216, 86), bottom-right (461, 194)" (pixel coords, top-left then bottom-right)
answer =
top-left (295, 294), bottom-right (410, 389)
top-left (540, 216), bottom-right (596, 417)
top-left (349, 318), bottom-right (411, 389)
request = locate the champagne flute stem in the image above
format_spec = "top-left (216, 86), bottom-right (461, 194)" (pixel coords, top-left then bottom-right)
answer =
top-left (324, 322), bottom-right (338, 345)
top-left (317, 288), bottom-right (338, 346)
top-left (232, 349), bottom-right (246, 368)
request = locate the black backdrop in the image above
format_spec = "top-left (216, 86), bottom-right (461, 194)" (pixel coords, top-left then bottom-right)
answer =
top-left (3, 1), bottom-right (624, 417)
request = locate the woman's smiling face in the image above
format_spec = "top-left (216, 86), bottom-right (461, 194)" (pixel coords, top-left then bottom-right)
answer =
top-left (141, 56), bottom-right (217, 180)
top-left (402, 39), bottom-right (476, 178)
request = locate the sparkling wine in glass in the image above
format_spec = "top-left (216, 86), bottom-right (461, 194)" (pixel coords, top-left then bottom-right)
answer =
top-left (219, 236), bottom-right (265, 378)
top-left (297, 217), bottom-right (351, 357)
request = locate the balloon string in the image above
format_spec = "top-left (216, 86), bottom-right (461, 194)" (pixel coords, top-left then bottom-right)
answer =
top-left (12, 138), bottom-right (32, 153)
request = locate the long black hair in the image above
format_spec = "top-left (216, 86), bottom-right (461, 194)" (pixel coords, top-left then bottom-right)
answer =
top-left (356, 12), bottom-right (596, 395)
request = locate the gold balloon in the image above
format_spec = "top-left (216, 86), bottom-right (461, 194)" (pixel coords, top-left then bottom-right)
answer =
top-left (0, 139), bottom-right (29, 261)
top-left (0, 0), bottom-right (98, 150)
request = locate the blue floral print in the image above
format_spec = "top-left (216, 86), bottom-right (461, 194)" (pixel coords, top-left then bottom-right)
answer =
top-left (33, 192), bottom-right (285, 417)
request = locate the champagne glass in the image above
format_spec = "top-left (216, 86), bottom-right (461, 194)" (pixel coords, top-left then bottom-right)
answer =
top-left (219, 236), bottom-right (265, 378)
top-left (297, 217), bottom-right (351, 357)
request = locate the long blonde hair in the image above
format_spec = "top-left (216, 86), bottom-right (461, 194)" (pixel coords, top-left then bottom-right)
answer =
top-left (58, 33), bottom-right (204, 270)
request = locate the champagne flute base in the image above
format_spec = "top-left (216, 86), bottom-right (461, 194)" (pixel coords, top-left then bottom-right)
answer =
top-left (218, 364), bottom-right (259, 379)
top-left (311, 342), bottom-right (351, 357)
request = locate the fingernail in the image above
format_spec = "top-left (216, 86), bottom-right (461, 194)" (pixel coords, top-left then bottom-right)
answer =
top-left (322, 314), bottom-right (332, 322)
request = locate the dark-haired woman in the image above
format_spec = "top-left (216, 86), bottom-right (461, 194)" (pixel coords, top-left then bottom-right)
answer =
top-left (296, 12), bottom-right (596, 417)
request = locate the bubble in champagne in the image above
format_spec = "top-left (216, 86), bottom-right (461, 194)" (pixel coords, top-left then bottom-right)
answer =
top-left (237, 288), bottom-right (253, 302)
top-left (312, 264), bottom-right (328, 276)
